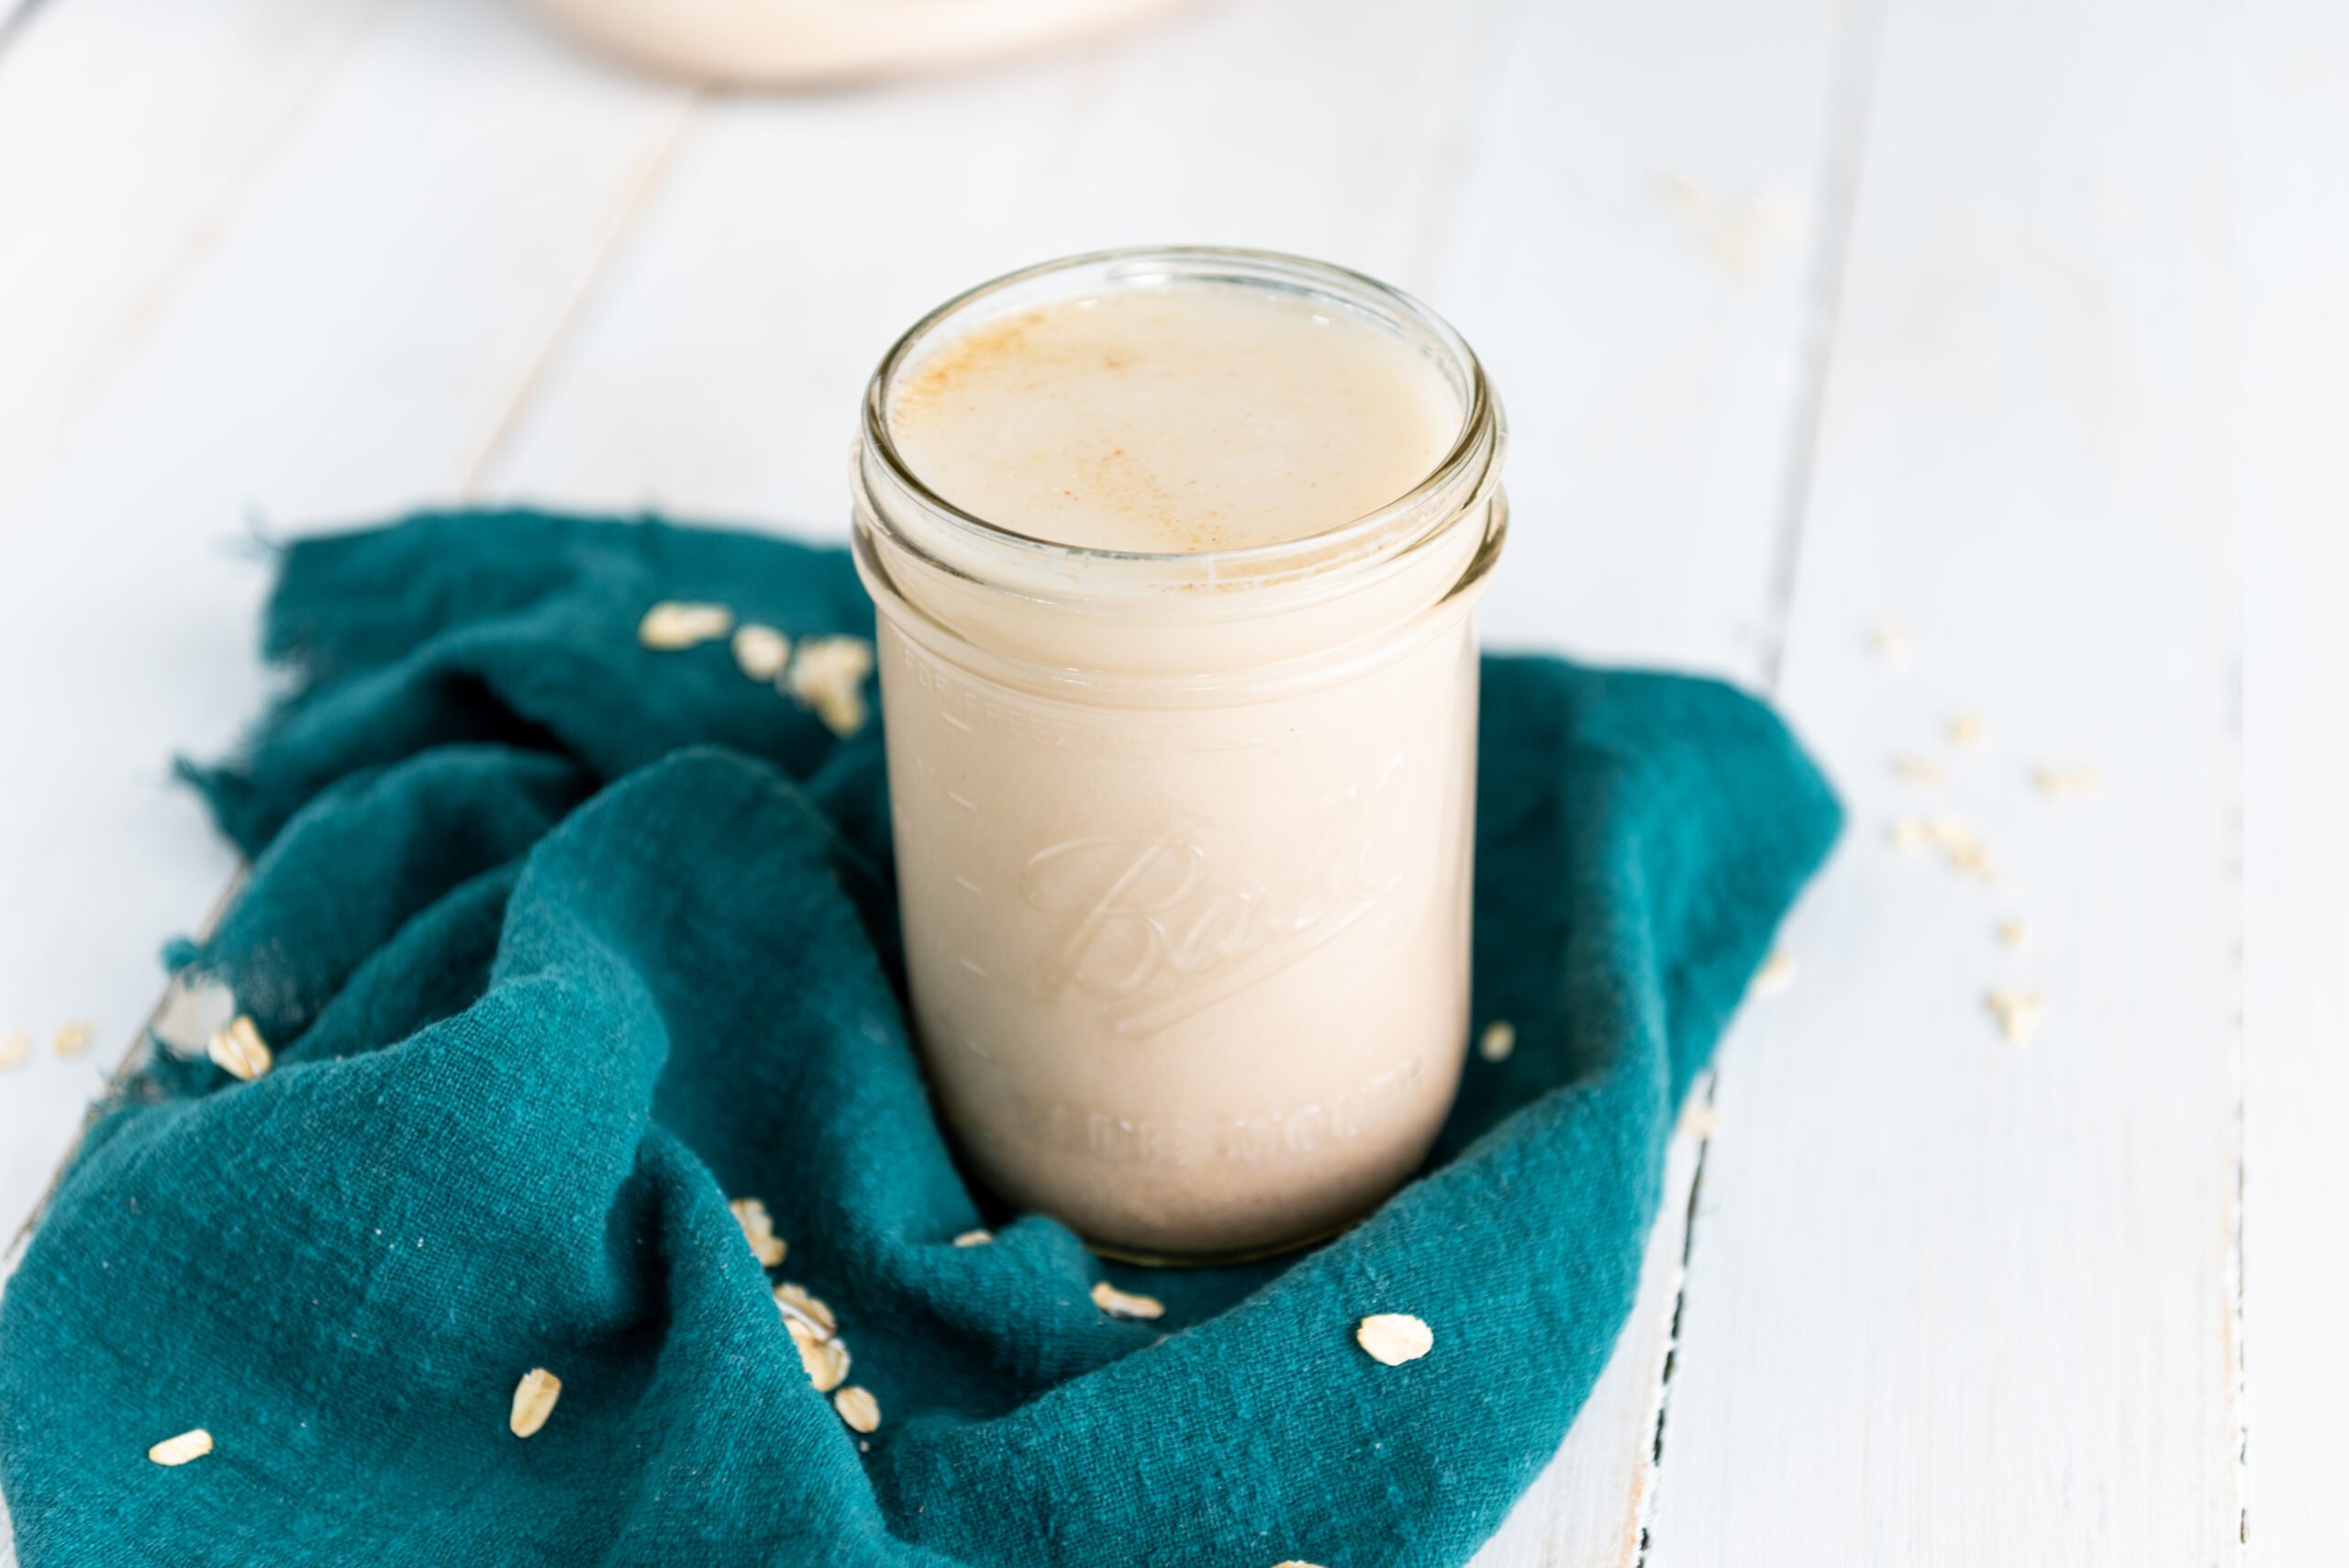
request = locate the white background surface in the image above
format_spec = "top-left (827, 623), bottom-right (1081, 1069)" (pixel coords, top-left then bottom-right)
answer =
top-left (0, 0), bottom-right (2341, 1562)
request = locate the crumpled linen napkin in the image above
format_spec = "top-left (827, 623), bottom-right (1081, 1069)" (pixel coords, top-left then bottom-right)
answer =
top-left (0, 511), bottom-right (1838, 1568)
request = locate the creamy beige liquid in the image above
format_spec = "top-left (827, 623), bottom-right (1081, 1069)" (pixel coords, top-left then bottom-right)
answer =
top-left (889, 288), bottom-right (1463, 553)
top-left (869, 280), bottom-right (1486, 1260)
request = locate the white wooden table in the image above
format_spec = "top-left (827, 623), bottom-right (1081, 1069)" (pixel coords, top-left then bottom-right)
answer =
top-left (1, 0), bottom-right (2340, 1562)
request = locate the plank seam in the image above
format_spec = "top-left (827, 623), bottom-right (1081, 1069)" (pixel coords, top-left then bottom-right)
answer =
top-left (1631, 1083), bottom-right (1709, 1568)
top-left (458, 88), bottom-right (705, 497)
top-left (6, 0), bottom-right (408, 519)
top-left (1631, 1), bottom-right (1887, 1559)
top-left (1402, 0), bottom-right (1535, 303)
top-left (3, 0), bottom-right (408, 526)
top-left (2227, 639), bottom-right (2249, 1558)
top-left (0, 0), bottom-right (50, 61)
top-left (1755, 0), bottom-right (1889, 693)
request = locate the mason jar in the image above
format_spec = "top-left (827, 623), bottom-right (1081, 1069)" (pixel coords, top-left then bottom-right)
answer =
top-left (851, 247), bottom-right (1507, 1262)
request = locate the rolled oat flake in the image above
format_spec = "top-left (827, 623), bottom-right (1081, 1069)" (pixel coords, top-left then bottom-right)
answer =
top-left (730, 623), bottom-right (792, 680)
top-left (730, 1197), bottom-right (787, 1267)
top-left (1355, 1313), bottom-right (1434, 1366)
top-left (206, 1015), bottom-right (273, 1081)
top-left (773, 1283), bottom-right (837, 1338)
top-left (638, 601), bottom-right (734, 651)
top-left (148, 1429), bottom-right (214, 1466)
top-left (787, 1318), bottom-right (852, 1394)
top-left (1090, 1281), bottom-right (1164, 1321)
top-left (833, 1385), bottom-right (881, 1434)
top-left (509, 1368), bottom-right (562, 1438)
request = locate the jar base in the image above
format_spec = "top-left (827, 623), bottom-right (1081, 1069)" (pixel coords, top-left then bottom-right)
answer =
top-left (1081, 1215), bottom-right (1361, 1270)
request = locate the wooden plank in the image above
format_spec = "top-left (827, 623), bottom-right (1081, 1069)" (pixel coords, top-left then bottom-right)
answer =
top-left (1443, 0), bottom-right (1860, 1560)
top-left (481, 0), bottom-right (1526, 527)
top-left (484, 4), bottom-right (1855, 1563)
top-left (1642, 0), bottom-right (2243, 1562)
top-left (0, 0), bottom-right (693, 1284)
top-left (0, 0), bottom-right (392, 512)
top-left (2236, 2), bottom-right (2349, 1562)
top-left (1436, 0), bottom-right (1863, 676)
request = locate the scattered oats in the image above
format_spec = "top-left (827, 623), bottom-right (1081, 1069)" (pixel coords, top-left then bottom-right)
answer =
top-left (1704, 204), bottom-right (1783, 277)
top-left (1891, 753), bottom-right (1944, 787)
top-left (1678, 1099), bottom-right (1721, 1140)
top-left (1917, 815), bottom-right (2001, 883)
top-left (1869, 620), bottom-right (1912, 670)
top-left (787, 1318), bottom-right (852, 1393)
top-left (150, 972), bottom-right (237, 1059)
top-left (1747, 185), bottom-right (1809, 242)
top-left (1752, 948), bottom-right (1795, 997)
top-left (1661, 178), bottom-right (1806, 276)
top-left (729, 1197), bottom-right (787, 1268)
top-left (509, 1368), bottom-right (562, 1438)
top-left (1355, 1313), bottom-right (1434, 1367)
top-left (0, 1030), bottom-right (28, 1072)
top-left (1948, 710), bottom-right (1990, 751)
top-left (815, 689), bottom-right (869, 738)
top-left (1090, 1281), bottom-right (1164, 1321)
top-left (1659, 172), bottom-right (1717, 214)
top-left (1889, 817), bottom-right (1930, 852)
top-left (1921, 813), bottom-right (1974, 851)
top-left (773, 1283), bottom-right (838, 1340)
top-left (147, 1429), bottom-right (213, 1466)
top-left (638, 600), bottom-right (734, 651)
top-left (206, 1015), bottom-right (273, 1082)
top-left (52, 1019), bottom-right (94, 1058)
top-left (2032, 764), bottom-right (2105, 801)
top-left (1476, 1019), bottom-right (1516, 1062)
top-left (785, 637), bottom-right (875, 739)
top-left (1986, 988), bottom-right (2045, 1048)
top-left (1946, 840), bottom-right (2003, 884)
top-left (952, 1229), bottom-right (994, 1248)
top-left (730, 623), bottom-right (792, 681)
top-left (1998, 917), bottom-right (2028, 950)
top-left (833, 1385), bottom-right (881, 1434)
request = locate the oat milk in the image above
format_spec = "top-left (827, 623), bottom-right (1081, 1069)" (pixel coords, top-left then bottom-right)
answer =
top-left (852, 250), bottom-right (1507, 1260)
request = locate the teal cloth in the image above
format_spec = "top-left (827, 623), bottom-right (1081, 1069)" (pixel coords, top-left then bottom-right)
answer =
top-left (0, 512), bottom-right (1838, 1568)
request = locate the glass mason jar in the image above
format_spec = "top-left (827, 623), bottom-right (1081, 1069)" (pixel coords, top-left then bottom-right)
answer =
top-left (851, 247), bottom-right (1507, 1262)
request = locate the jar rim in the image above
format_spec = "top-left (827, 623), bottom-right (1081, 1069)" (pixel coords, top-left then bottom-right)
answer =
top-left (857, 244), bottom-right (1502, 585)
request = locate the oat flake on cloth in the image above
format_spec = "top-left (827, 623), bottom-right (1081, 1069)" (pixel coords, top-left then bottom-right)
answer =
top-left (0, 512), bottom-right (1839, 1568)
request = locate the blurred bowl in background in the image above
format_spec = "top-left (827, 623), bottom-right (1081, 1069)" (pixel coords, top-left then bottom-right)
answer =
top-left (531, 0), bottom-right (1207, 85)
